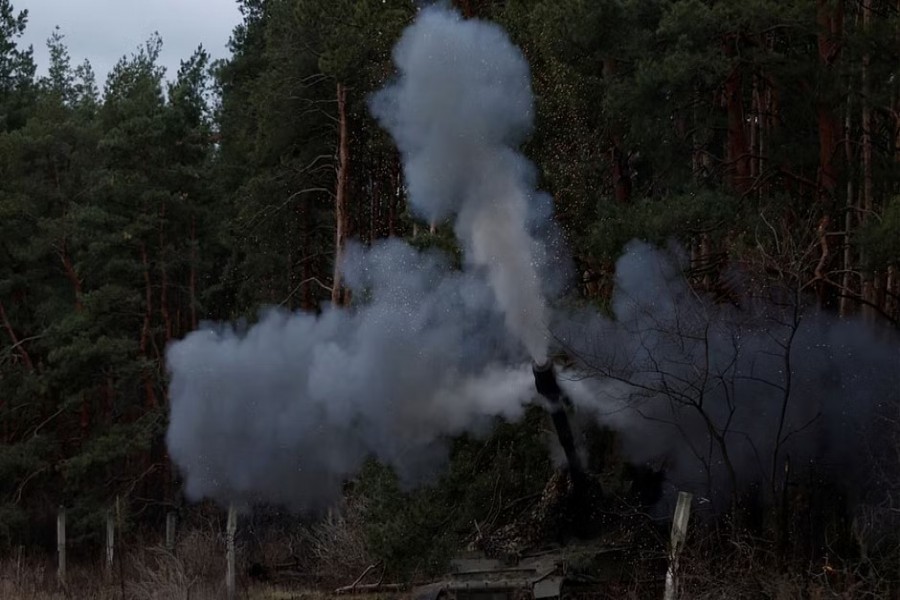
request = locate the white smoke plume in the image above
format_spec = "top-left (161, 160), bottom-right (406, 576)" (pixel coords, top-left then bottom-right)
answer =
top-left (166, 6), bottom-right (558, 508)
top-left (167, 241), bottom-right (534, 508)
top-left (166, 6), bottom-right (900, 515)
top-left (370, 6), bottom-right (552, 362)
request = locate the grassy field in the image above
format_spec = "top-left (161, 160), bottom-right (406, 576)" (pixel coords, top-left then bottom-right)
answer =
top-left (0, 522), bottom-right (886, 599)
top-left (0, 529), bottom-right (331, 600)
top-left (0, 556), bottom-right (334, 600)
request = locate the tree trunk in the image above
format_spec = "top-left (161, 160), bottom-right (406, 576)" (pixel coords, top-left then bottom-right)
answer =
top-left (750, 73), bottom-right (760, 181)
top-left (886, 265), bottom-right (898, 323)
top-left (388, 157), bottom-right (401, 237)
top-left (140, 243), bottom-right (158, 409)
top-left (189, 216), bottom-right (198, 330)
top-left (722, 42), bottom-right (750, 193)
top-left (691, 87), bottom-right (702, 180)
top-left (59, 239), bottom-right (90, 439)
top-left (813, 0), bottom-right (844, 308)
top-left (759, 68), bottom-right (772, 198)
top-left (841, 79), bottom-right (855, 317)
top-left (371, 168), bottom-right (379, 242)
top-left (860, 0), bottom-right (876, 320)
top-left (59, 242), bottom-right (83, 312)
top-left (0, 300), bottom-right (33, 370)
top-left (80, 391), bottom-right (90, 441)
top-left (611, 141), bottom-right (632, 203)
top-left (861, 0), bottom-right (873, 216)
top-left (302, 203), bottom-right (313, 311)
top-left (159, 202), bottom-right (172, 343)
top-left (816, 0), bottom-right (843, 208)
top-left (332, 82), bottom-right (351, 307)
top-left (603, 58), bottom-right (632, 203)
top-left (105, 376), bottom-right (114, 426)
top-left (763, 62), bottom-right (779, 199)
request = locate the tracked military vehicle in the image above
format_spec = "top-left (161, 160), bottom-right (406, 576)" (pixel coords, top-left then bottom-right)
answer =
top-left (410, 362), bottom-right (667, 600)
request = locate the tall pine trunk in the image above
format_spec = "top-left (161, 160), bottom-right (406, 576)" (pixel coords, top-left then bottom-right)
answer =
top-left (158, 202), bottom-right (172, 343)
top-left (189, 216), bottom-right (198, 330)
top-left (0, 300), bottom-right (32, 371)
top-left (332, 82), bottom-right (351, 307)
top-left (603, 59), bottom-right (632, 203)
top-left (841, 78), bottom-right (855, 317)
top-left (816, 0), bottom-right (843, 207)
top-left (140, 243), bottom-right (158, 409)
top-left (59, 242), bottom-right (83, 312)
top-left (814, 0), bottom-right (844, 308)
top-left (723, 54), bottom-right (750, 193)
top-left (860, 0), bottom-right (877, 320)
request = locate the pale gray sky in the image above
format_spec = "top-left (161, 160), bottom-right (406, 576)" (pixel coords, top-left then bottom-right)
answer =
top-left (20, 0), bottom-right (242, 88)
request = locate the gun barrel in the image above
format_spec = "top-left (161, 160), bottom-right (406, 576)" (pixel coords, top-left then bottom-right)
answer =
top-left (532, 361), bottom-right (584, 483)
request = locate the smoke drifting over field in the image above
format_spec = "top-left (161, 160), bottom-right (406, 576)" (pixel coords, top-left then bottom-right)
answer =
top-left (167, 7), bottom-right (557, 507)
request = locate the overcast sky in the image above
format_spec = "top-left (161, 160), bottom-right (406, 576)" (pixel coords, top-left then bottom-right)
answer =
top-left (20, 0), bottom-right (242, 88)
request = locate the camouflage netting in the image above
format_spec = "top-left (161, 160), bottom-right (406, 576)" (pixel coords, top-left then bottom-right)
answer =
top-left (472, 470), bottom-right (607, 558)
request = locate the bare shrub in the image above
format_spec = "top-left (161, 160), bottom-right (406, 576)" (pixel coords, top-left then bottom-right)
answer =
top-left (126, 547), bottom-right (201, 599)
top-left (243, 503), bottom-right (372, 588)
top-left (0, 553), bottom-right (53, 600)
top-left (673, 528), bottom-right (893, 599)
top-left (173, 527), bottom-right (229, 583)
top-left (303, 504), bottom-right (373, 587)
top-left (125, 528), bottom-right (233, 600)
top-left (0, 552), bottom-right (115, 600)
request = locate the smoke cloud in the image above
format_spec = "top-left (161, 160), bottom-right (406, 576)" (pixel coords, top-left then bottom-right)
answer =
top-left (370, 6), bottom-right (553, 362)
top-left (556, 241), bottom-right (900, 507)
top-left (166, 6), bottom-right (558, 508)
top-left (167, 240), bottom-right (534, 507)
top-left (166, 6), bottom-right (900, 515)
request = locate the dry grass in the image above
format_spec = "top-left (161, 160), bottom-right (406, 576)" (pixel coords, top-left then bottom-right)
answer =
top-left (674, 533), bottom-right (895, 599)
top-left (244, 504), bottom-right (374, 590)
top-left (6, 532), bottom-right (888, 600)
top-left (124, 529), bottom-right (228, 600)
top-left (0, 512), bottom-right (376, 600)
top-left (0, 554), bottom-right (115, 599)
top-left (246, 587), bottom-right (347, 600)
top-left (0, 529), bottom-right (244, 599)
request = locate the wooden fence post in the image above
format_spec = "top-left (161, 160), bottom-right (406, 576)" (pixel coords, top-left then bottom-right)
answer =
top-left (226, 504), bottom-right (237, 600)
top-left (166, 511), bottom-right (177, 552)
top-left (56, 506), bottom-right (66, 586)
top-left (664, 491), bottom-right (693, 600)
top-left (105, 509), bottom-right (115, 575)
top-left (15, 544), bottom-right (23, 585)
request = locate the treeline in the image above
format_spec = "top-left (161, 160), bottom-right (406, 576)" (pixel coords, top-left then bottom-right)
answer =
top-left (0, 0), bottom-right (899, 573)
top-left (0, 13), bottom-right (222, 543)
